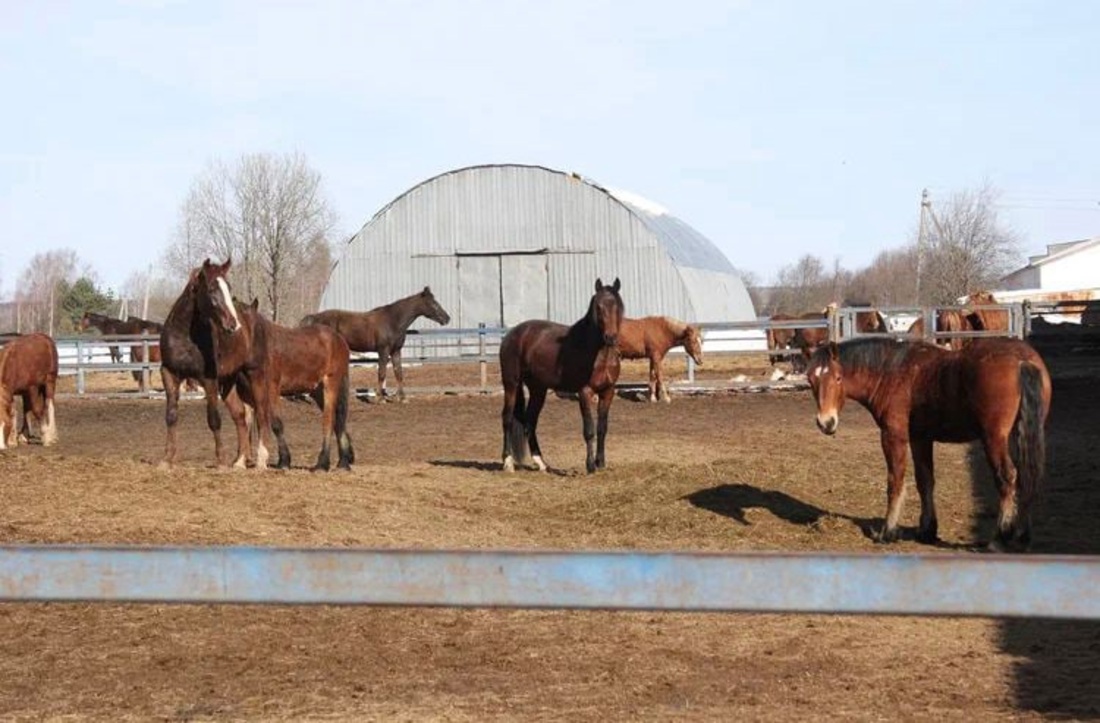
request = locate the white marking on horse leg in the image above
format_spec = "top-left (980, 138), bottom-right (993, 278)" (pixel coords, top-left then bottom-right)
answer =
top-left (255, 440), bottom-right (270, 471)
top-left (502, 454), bottom-right (515, 473)
top-left (532, 454), bottom-right (547, 472)
top-left (885, 485), bottom-right (907, 532)
top-left (216, 277), bottom-right (242, 331)
top-left (41, 400), bottom-right (58, 446)
top-left (232, 453), bottom-right (248, 469)
top-left (0, 423), bottom-right (6, 450)
top-left (997, 491), bottom-right (1018, 534)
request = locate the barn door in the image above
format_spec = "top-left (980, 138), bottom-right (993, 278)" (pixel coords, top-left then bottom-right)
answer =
top-left (500, 254), bottom-right (549, 327)
top-left (457, 255), bottom-right (502, 327)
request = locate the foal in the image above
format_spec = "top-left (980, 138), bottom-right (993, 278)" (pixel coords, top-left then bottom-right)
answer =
top-left (0, 333), bottom-right (59, 449)
top-left (617, 316), bottom-right (703, 402)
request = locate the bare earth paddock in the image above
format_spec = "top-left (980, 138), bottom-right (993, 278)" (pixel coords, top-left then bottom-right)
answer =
top-left (0, 355), bottom-right (1098, 721)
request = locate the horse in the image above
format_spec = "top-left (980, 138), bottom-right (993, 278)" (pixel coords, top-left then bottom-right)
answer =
top-left (499, 278), bottom-right (624, 474)
top-left (617, 316), bottom-right (703, 403)
top-left (158, 259), bottom-right (253, 468)
top-left (966, 290), bottom-right (1010, 335)
top-left (0, 332), bottom-right (59, 449)
top-left (907, 310), bottom-right (975, 350)
top-left (804, 336), bottom-right (1051, 551)
top-left (199, 275), bottom-right (354, 472)
top-left (300, 287), bottom-right (451, 403)
top-left (80, 311), bottom-right (138, 364)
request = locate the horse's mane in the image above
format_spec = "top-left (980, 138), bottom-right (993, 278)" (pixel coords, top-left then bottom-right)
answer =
top-left (662, 316), bottom-right (687, 337)
top-left (813, 337), bottom-right (913, 374)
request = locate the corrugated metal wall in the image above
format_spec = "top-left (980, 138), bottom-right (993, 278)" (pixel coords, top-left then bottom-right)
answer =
top-left (321, 165), bottom-right (755, 329)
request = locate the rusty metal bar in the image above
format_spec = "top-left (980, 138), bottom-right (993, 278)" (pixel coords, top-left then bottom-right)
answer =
top-left (0, 546), bottom-right (1097, 619)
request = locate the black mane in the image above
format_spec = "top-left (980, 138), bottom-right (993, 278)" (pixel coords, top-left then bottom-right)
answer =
top-left (811, 336), bottom-right (916, 374)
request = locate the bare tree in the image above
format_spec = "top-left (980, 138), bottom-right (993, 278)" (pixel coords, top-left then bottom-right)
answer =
top-left (846, 245), bottom-right (921, 306)
top-left (918, 184), bottom-right (1020, 304)
top-left (770, 254), bottom-right (832, 314)
top-left (15, 249), bottom-right (82, 334)
top-left (166, 152), bottom-right (337, 321)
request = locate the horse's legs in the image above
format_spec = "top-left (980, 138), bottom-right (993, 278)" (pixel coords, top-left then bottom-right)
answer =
top-left (18, 389), bottom-right (39, 444)
top-left (221, 383), bottom-right (251, 469)
top-left (655, 352), bottom-right (672, 403)
top-left (647, 354), bottom-right (659, 402)
top-left (201, 377), bottom-right (227, 467)
top-left (982, 431), bottom-right (1024, 550)
top-left (160, 367), bottom-right (182, 466)
top-left (500, 379), bottom-right (519, 472)
top-left (312, 383), bottom-right (335, 472)
top-left (579, 387), bottom-right (598, 474)
top-left (375, 349), bottom-right (390, 403)
top-left (392, 348), bottom-right (408, 403)
top-left (911, 436), bottom-right (938, 544)
top-left (525, 386), bottom-right (548, 472)
top-left (249, 380), bottom-right (276, 471)
top-left (878, 429), bottom-right (909, 543)
top-left (595, 386), bottom-right (615, 469)
top-left (41, 373), bottom-right (58, 446)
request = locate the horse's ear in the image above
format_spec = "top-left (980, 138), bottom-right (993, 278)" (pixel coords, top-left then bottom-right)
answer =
top-left (594, 278), bottom-right (603, 292)
top-left (612, 277), bottom-right (621, 293)
top-left (422, 286), bottom-right (432, 296)
top-left (220, 257), bottom-right (233, 274)
top-left (250, 298), bottom-right (259, 311)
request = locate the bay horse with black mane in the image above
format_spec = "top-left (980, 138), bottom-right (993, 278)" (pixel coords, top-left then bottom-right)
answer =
top-left (0, 332), bottom-right (59, 449)
top-left (80, 311), bottom-right (134, 363)
top-left (805, 336), bottom-right (1051, 551)
top-left (159, 260), bottom-right (252, 468)
top-left (500, 278), bottom-right (624, 474)
top-left (300, 287), bottom-right (451, 403)
top-left (618, 316), bottom-right (703, 403)
top-left (200, 271), bottom-right (353, 472)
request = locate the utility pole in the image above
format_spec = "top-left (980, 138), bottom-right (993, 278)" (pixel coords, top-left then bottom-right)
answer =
top-left (916, 188), bottom-right (931, 303)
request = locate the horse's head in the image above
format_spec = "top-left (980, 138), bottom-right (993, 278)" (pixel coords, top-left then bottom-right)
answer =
top-left (683, 325), bottom-right (704, 366)
top-left (591, 278), bottom-right (624, 347)
top-left (196, 258), bottom-right (243, 334)
top-left (419, 286), bottom-right (452, 326)
top-left (805, 342), bottom-right (844, 435)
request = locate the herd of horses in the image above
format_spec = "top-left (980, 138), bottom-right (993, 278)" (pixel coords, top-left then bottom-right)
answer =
top-left (0, 263), bottom-right (1051, 551)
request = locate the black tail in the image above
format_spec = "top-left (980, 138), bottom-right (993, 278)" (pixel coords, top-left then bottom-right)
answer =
top-left (1013, 362), bottom-right (1046, 518)
top-left (510, 383), bottom-right (532, 466)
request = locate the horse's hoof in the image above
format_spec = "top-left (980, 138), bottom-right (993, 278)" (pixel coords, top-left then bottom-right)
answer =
top-left (585, 461), bottom-right (597, 474)
top-left (502, 456), bottom-right (515, 473)
top-left (916, 523), bottom-right (939, 545)
top-left (874, 526), bottom-right (899, 544)
top-left (531, 455), bottom-right (548, 472)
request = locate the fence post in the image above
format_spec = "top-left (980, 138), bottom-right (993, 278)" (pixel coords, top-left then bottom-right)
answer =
top-left (141, 332), bottom-right (151, 395)
top-left (923, 307), bottom-right (935, 343)
top-left (76, 338), bottom-right (86, 396)
top-left (478, 323), bottom-right (487, 392)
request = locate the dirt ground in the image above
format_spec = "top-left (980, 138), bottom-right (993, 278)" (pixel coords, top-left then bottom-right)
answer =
top-left (1, 352), bottom-right (1098, 721)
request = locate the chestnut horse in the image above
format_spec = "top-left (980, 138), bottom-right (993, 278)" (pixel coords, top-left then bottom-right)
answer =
top-left (618, 316), bottom-right (703, 402)
top-left (159, 260), bottom-right (252, 468)
top-left (500, 278), bottom-right (624, 474)
top-left (907, 310), bottom-right (974, 350)
top-left (200, 273), bottom-right (353, 472)
top-left (300, 287), bottom-right (451, 403)
top-left (805, 337), bottom-right (1051, 551)
top-left (966, 290), bottom-right (1010, 334)
top-left (0, 332), bottom-right (59, 449)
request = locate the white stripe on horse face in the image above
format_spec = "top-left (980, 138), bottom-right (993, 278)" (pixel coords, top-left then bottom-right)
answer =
top-left (216, 277), bottom-right (242, 331)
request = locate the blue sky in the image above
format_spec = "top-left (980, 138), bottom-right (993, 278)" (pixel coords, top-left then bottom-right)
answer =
top-left (2, 0), bottom-right (1098, 296)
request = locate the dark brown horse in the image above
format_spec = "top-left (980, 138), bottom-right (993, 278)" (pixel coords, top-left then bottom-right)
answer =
top-left (200, 276), bottom-right (354, 472)
top-left (159, 260), bottom-right (252, 468)
top-left (300, 288), bottom-right (451, 403)
top-left (618, 316), bottom-right (703, 403)
top-left (0, 332), bottom-right (59, 449)
top-left (499, 278), bottom-right (624, 474)
top-left (805, 337), bottom-right (1051, 551)
top-left (907, 310), bottom-right (975, 350)
top-left (80, 311), bottom-right (137, 363)
top-left (771, 310), bottom-right (829, 372)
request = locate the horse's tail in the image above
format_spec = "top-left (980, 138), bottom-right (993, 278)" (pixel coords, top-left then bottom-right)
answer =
top-left (509, 383), bottom-right (532, 466)
top-left (1013, 361), bottom-right (1046, 519)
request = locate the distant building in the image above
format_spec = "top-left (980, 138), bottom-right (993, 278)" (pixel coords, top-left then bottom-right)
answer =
top-left (999, 237), bottom-right (1100, 292)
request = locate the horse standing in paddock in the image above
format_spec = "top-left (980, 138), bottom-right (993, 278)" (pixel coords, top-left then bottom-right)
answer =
top-left (0, 333), bottom-right (59, 449)
top-left (202, 281), bottom-right (353, 472)
top-left (126, 317), bottom-right (163, 392)
top-left (80, 311), bottom-right (137, 363)
top-left (617, 316), bottom-right (703, 403)
top-left (159, 260), bottom-right (252, 468)
top-left (804, 337), bottom-right (1051, 551)
top-left (966, 290), bottom-right (1011, 334)
top-left (499, 278), bottom-right (624, 474)
top-left (907, 310), bottom-right (975, 350)
top-left (300, 288), bottom-right (451, 403)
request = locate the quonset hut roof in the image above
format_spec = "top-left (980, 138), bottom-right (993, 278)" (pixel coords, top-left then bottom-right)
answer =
top-left (322, 164), bottom-right (755, 325)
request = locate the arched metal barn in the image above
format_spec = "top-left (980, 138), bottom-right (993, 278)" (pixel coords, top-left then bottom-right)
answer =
top-left (320, 164), bottom-right (756, 328)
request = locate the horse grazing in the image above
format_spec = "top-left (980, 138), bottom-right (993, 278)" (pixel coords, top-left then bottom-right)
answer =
top-left (159, 260), bottom-right (252, 468)
top-left (804, 337), bottom-right (1051, 551)
top-left (500, 278), bottom-right (624, 474)
top-left (199, 275), bottom-right (354, 471)
top-left (300, 287), bottom-right (451, 403)
top-left (618, 316), bottom-right (703, 402)
top-left (0, 333), bottom-right (59, 449)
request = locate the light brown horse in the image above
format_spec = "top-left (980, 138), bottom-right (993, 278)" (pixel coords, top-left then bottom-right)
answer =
top-left (805, 337), bottom-right (1051, 551)
top-left (907, 310), bottom-right (975, 350)
top-left (202, 276), bottom-right (354, 472)
top-left (966, 290), bottom-right (1010, 334)
top-left (0, 332), bottom-right (59, 449)
top-left (499, 278), bottom-right (624, 474)
top-left (618, 316), bottom-right (703, 402)
top-left (301, 288), bottom-right (451, 403)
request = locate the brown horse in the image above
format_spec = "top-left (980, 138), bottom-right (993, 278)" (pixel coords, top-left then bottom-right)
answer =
top-left (200, 275), bottom-right (354, 472)
top-left (966, 290), bottom-right (1010, 334)
top-left (159, 260), bottom-right (252, 468)
top-left (80, 311), bottom-right (137, 363)
top-left (300, 287), bottom-right (451, 403)
top-left (805, 337), bottom-right (1051, 551)
top-left (618, 316), bottom-right (703, 403)
top-left (907, 310), bottom-right (975, 350)
top-left (500, 278), bottom-right (624, 474)
top-left (0, 332), bottom-right (59, 449)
